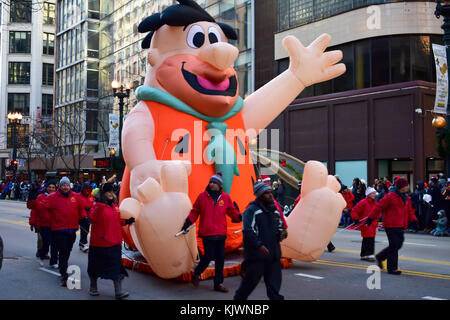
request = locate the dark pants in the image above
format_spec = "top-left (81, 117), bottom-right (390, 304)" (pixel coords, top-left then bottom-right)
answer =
top-left (360, 237), bottom-right (375, 257)
top-left (78, 219), bottom-right (90, 246)
top-left (376, 228), bottom-right (404, 271)
top-left (234, 258), bottom-right (284, 301)
top-left (194, 238), bottom-right (225, 287)
top-left (52, 231), bottom-right (76, 278)
top-left (39, 227), bottom-right (58, 265)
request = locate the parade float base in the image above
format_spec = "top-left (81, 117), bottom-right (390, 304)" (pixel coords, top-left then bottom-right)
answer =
top-left (122, 248), bottom-right (293, 282)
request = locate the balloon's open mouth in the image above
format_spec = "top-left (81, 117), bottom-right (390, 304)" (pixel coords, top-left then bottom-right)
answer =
top-left (181, 62), bottom-right (237, 96)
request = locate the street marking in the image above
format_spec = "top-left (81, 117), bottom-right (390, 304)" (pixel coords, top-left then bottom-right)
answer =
top-left (39, 267), bottom-right (80, 283)
top-left (422, 296), bottom-right (447, 300)
top-left (334, 248), bottom-right (450, 266)
top-left (380, 240), bottom-right (436, 247)
top-left (0, 217), bottom-right (29, 227)
top-left (39, 267), bottom-right (60, 276)
top-left (0, 218), bottom-right (80, 235)
top-left (311, 260), bottom-right (450, 280)
top-left (295, 273), bottom-right (324, 280)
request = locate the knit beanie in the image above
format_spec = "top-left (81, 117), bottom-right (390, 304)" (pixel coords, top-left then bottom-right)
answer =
top-left (253, 182), bottom-right (271, 198)
top-left (365, 187), bottom-right (376, 197)
top-left (46, 180), bottom-right (56, 188)
top-left (209, 172), bottom-right (223, 187)
top-left (59, 176), bottom-right (70, 186)
top-left (102, 183), bottom-right (114, 193)
top-left (394, 177), bottom-right (409, 190)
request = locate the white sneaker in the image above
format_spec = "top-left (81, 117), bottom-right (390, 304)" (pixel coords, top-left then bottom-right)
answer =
top-left (51, 264), bottom-right (59, 269)
top-left (80, 244), bottom-right (89, 253)
top-left (39, 259), bottom-right (44, 267)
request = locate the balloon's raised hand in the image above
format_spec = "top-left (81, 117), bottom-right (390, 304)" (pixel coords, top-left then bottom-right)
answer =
top-left (283, 33), bottom-right (346, 87)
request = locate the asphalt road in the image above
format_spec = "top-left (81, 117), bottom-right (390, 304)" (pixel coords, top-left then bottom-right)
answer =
top-left (1, 199), bottom-right (449, 300)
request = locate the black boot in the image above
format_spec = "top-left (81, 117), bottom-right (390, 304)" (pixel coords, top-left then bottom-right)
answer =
top-left (113, 278), bottom-right (129, 300)
top-left (89, 276), bottom-right (99, 296)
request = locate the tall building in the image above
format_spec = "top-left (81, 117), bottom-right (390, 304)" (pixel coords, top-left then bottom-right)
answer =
top-left (0, 0), bottom-right (56, 181)
top-left (256, 0), bottom-right (444, 188)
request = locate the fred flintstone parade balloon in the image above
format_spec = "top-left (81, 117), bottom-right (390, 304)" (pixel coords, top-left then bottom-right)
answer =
top-left (119, 0), bottom-right (347, 279)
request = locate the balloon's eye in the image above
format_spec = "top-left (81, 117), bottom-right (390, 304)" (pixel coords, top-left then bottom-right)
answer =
top-left (208, 26), bottom-right (222, 44)
top-left (187, 25), bottom-right (205, 48)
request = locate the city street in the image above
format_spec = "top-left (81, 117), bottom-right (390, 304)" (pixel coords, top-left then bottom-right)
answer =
top-left (0, 200), bottom-right (449, 300)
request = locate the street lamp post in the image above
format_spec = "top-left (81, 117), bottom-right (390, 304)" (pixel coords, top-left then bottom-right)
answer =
top-left (111, 80), bottom-right (131, 176)
top-left (7, 112), bottom-right (23, 183)
top-left (435, 1), bottom-right (450, 176)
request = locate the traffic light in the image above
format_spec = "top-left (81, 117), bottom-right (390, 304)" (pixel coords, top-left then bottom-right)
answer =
top-left (11, 160), bottom-right (18, 171)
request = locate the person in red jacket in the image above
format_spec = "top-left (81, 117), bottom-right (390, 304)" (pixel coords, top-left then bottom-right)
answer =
top-left (38, 176), bottom-right (86, 286)
top-left (351, 187), bottom-right (378, 262)
top-left (180, 172), bottom-right (242, 293)
top-left (366, 178), bottom-right (418, 275)
top-left (87, 183), bottom-right (134, 299)
top-left (78, 182), bottom-right (95, 253)
top-left (29, 180), bottom-right (58, 267)
top-left (341, 185), bottom-right (355, 227)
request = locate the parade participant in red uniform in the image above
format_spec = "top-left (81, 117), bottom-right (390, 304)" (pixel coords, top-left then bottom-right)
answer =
top-left (351, 187), bottom-right (378, 262)
top-left (367, 178), bottom-right (418, 275)
top-left (88, 183), bottom-right (134, 299)
top-left (78, 182), bottom-right (95, 253)
top-left (38, 177), bottom-right (86, 286)
top-left (28, 180), bottom-right (58, 267)
top-left (341, 185), bottom-right (355, 227)
top-left (180, 173), bottom-right (242, 292)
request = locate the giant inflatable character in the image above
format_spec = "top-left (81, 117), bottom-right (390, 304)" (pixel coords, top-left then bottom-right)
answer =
top-left (119, 0), bottom-right (347, 279)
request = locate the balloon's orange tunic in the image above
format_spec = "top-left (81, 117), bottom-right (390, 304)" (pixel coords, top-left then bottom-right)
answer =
top-left (120, 98), bottom-right (257, 253)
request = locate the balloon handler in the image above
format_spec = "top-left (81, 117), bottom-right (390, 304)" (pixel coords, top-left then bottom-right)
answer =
top-left (119, 0), bottom-right (347, 280)
top-left (180, 173), bottom-right (242, 292)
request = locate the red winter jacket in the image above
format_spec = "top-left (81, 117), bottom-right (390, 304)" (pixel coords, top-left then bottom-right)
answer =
top-left (188, 191), bottom-right (241, 237)
top-left (79, 193), bottom-right (95, 220)
top-left (342, 191), bottom-right (355, 210)
top-left (28, 199), bottom-right (39, 228)
top-left (351, 197), bottom-right (378, 238)
top-left (39, 190), bottom-right (85, 231)
top-left (369, 192), bottom-right (417, 229)
top-left (28, 193), bottom-right (54, 228)
top-left (89, 202), bottom-right (125, 247)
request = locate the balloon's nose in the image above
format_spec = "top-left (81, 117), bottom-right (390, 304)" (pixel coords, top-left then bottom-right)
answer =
top-left (198, 42), bottom-right (238, 70)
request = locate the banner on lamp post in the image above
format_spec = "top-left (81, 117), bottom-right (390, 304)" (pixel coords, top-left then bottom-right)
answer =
top-left (432, 44), bottom-right (449, 115)
top-left (108, 113), bottom-right (120, 150)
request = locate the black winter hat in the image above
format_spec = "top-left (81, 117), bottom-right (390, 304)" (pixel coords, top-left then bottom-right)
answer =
top-left (102, 183), bottom-right (114, 193)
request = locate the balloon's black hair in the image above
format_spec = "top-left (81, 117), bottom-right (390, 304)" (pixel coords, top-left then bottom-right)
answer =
top-left (138, 0), bottom-right (238, 49)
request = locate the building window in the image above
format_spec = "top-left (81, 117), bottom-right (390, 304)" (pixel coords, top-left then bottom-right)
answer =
top-left (8, 93), bottom-right (30, 116)
top-left (42, 94), bottom-right (53, 116)
top-left (8, 62), bottom-right (30, 84)
top-left (10, 0), bottom-right (32, 23)
top-left (7, 124), bottom-right (29, 149)
top-left (354, 39), bottom-right (371, 89)
top-left (43, 63), bottom-right (54, 86)
top-left (9, 31), bottom-right (31, 53)
top-left (333, 43), bottom-right (354, 93)
top-left (43, 33), bottom-right (55, 55)
top-left (412, 36), bottom-right (432, 82)
top-left (43, 2), bottom-right (56, 25)
top-left (371, 37), bottom-right (390, 87)
top-left (391, 35), bottom-right (411, 83)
